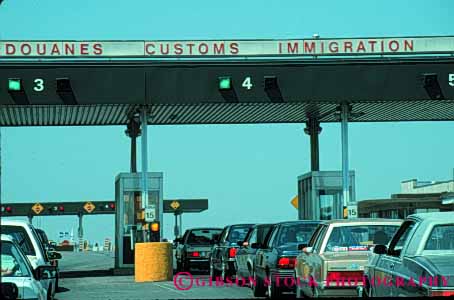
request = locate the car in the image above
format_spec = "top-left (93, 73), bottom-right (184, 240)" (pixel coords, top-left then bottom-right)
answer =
top-left (36, 228), bottom-right (62, 290)
top-left (235, 223), bottom-right (274, 281)
top-left (253, 220), bottom-right (321, 299)
top-left (210, 223), bottom-right (255, 281)
top-left (1, 220), bottom-right (61, 300)
top-left (175, 227), bottom-right (223, 272)
top-left (295, 218), bottom-right (402, 298)
top-left (1, 234), bottom-right (57, 300)
top-left (362, 212), bottom-right (454, 297)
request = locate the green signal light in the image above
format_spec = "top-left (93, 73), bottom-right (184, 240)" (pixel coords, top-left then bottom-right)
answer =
top-left (8, 79), bottom-right (22, 92)
top-left (218, 77), bottom-right (232, 90)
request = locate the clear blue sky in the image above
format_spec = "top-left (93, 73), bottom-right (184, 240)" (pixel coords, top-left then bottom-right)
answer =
top-left (1, 0), bottom-right (454, 244)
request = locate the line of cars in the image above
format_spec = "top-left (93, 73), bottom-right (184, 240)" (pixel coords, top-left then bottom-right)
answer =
top-left (1, 219), bottom-right (62, 300)
top-left (174, 211), bottom-right (454, 298)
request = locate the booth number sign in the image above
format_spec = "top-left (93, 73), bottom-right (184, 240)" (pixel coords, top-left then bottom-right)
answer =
top-left (145, 208), bottom-right (155, 222)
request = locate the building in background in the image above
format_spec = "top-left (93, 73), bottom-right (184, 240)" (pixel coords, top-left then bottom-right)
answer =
top-left (359, 170), bottom-right (454, 218)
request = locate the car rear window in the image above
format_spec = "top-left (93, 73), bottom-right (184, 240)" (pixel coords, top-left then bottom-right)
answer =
top-left (424, 224), bottom-right (454, 250)
top-left (325, 225), bottom-right (400, 252)
top-left (227, 226), bottom-right (253, 242)
top-left (1, 226), bottom-right (36, 256)
top-left (277, 223), bottom-right (319, 246)
top-left (186, 229), bottom-right (222, 245)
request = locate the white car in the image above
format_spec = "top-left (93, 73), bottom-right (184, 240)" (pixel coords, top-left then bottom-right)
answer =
top-left (1, 220), bottom-right (58, 299)
top-left (1, 234), bottom-right (57, 300)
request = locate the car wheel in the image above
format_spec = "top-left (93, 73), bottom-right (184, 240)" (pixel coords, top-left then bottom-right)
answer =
top-left (47, 285), bottom-right (53, 300)
top-left (209, 261), bottom-right (219, 281)
top-left (55, 274), bottom-right (59, 292)
top-left (252, 269), bottom-right (266, 297)
top-left (221, 260), bottom-right (230, 282)
top-left (267, 273), bottom-right (282, 299)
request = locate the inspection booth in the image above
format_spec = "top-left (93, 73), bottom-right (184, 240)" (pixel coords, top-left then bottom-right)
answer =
top-left (115, 172), bottom-right (163, 270)
top-left (298, 171), bottom-right (356, 220)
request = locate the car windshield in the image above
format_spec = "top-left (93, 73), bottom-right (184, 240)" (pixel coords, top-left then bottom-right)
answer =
top-left (325, 225), bottom-right (400, 252)
top-left (424, 224), bottom-right (454, 251)
top-left (37, 229), bottom-right (49, 244)
top-left (1, 241), bottom-right (32, 278)
top-left (227, 226), bottom-right (253, 242)
top-left (1, 226), bottom-right (36, 256)
top-left (186, 229), bottom-right (222, 245)
top-left (277, 223), bottom-right (318, 246)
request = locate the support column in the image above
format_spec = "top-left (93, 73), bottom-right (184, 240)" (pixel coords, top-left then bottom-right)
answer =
top-left (174, 213), bottom-right (180, 239)
top-left (179, 214), bottom-right (183, 235)
top-left (27, 215), bottom-right (33, 224)
top-left (140, 108), bottom-right (149, 210)
top-left (304, 118), bottom-right (322, 171)
top-left (341, 103), bottom-right (351, 208)
top-left (78, 213), bottom-right (84, 251)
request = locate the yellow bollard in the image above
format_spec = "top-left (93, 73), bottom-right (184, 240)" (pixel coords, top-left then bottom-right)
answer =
top-left (135, 242), bottom-right (173, 282)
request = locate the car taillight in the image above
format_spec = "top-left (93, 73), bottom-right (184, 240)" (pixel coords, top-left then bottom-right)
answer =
top-left (277, 257), bottom-right (296, 269)
top-left (229, 247), bottom-right (237, 258)
top-left (429, 290), bottom-right (454, 297)
top-left (190, 251), bottom-right (200, 257)
top-left (327, 271), bottom-right (364, 282)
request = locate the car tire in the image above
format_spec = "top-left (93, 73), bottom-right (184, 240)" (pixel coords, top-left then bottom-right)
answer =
top-left (55, 274), bottom-right (59, 292)
top-left (252, 269), bottom-right (266, 297)
top-left (221, 260), bottom-right (230, 282)
top-left (210, 261), bottom-right (219, 281)
top-left (267, 273), bottom-right (282, 299)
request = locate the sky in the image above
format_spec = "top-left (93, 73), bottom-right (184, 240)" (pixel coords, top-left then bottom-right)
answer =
top-left (1, 0), bottom-right (454, 245)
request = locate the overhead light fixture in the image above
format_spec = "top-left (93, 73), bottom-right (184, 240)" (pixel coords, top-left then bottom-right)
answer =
top-left (218, 75), bottom-right (238, 103)
top-left (57, 78), bottom-right (78, 105)
top-left (264, 76), bottom-right (283, 103)
top-left (8, 78), bottom-right (30, 104)
top-left (423, 73), bottom-right (444, 100)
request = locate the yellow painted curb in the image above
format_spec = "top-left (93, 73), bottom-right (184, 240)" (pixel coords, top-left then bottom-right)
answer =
top-left (135, 242), bottom-right (173, 282)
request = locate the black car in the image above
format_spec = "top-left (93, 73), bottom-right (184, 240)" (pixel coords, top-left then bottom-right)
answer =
top-left (235, 224), bottom-right (273, 280)
top-left (175, 227), bottom-right (222, 272)
top-left (210, 223), bottom-right (255, 281)
top-left (36, 228), bottom-right (62, 290)
top-left (253, 220), bottom-right (321, 299)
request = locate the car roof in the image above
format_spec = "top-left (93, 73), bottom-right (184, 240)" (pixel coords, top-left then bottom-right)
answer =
top-left (229, 224), bottom-right (255, 227)
top-left (408, 211), bottom-right (454, 223)
top-left (323, 218), bottom-right (403, 225)
top-left (1, 234), bottom-right (14, 242)
top-left (188, 227), bottom-right (223, 231)
top-left (276, 220), bottom-right (323, 226)
top-left (0, 219), bottom-right (31, 226)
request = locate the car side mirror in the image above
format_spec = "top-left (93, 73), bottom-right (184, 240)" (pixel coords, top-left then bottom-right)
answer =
top-left (303, 247), bottom-right (313, 254)
top-left (373, 244), bottom-right (387, 255)
top-left (48, 251), bottom-right (62, 260)
top-left (1, 282), bottom-right (18, 300)
top-left (250, 243), bottom-right (261, 249)
top-left (35, 265), bottom-right (57, 280)
top-left (298, 243), bottom-right (308, 251)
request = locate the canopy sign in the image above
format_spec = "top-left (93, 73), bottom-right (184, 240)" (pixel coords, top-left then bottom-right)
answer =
top-left (1, 36), bottom-right (454, 58)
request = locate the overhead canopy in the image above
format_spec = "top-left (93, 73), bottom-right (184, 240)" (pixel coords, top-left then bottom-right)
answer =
top-left (1, 37), bottom-right (453, 126)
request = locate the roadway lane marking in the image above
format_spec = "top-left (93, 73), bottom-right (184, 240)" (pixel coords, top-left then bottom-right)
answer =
top-left (152, 282), bottom-right (188, 296)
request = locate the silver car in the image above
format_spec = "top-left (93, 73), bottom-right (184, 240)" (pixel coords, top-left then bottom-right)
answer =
top-left (362, 211), bottom-right (454, 297)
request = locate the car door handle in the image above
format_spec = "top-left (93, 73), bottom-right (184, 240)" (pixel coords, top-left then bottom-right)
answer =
top-left (389, 263), bottom-right (395, 269)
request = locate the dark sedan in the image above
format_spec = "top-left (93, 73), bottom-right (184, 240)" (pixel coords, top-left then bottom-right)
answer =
top-left (253, 220), bottom-right (321, 299)
top-left (363, 212), bottom-right (454, 297)
top-left (210, 223), bottom-right (255, 281)
top-left (235, 224), bottom-right (274, 280)
top-left (175, 227), bottom-right (222, 272)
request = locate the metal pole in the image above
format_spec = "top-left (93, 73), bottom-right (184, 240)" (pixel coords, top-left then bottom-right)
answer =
top-left (341, 103), bottom-right (350, 207)
top-left (179, 214), bottom-right (182, 235)
top-left (141, 108), bottom-right (149, 210)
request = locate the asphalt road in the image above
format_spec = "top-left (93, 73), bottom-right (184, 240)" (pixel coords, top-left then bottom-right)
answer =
top-left (59, 251), bottom-right (114, 272)
top-left (57, 275), bottom-right (258, 300)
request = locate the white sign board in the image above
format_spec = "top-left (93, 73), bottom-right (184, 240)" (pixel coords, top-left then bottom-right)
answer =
top-left (347, 205), bottom-right (358, 219)
top-left (145, 207), bottom-right (155, 222)
top-left (0, 36), bottom-right (453, 58)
